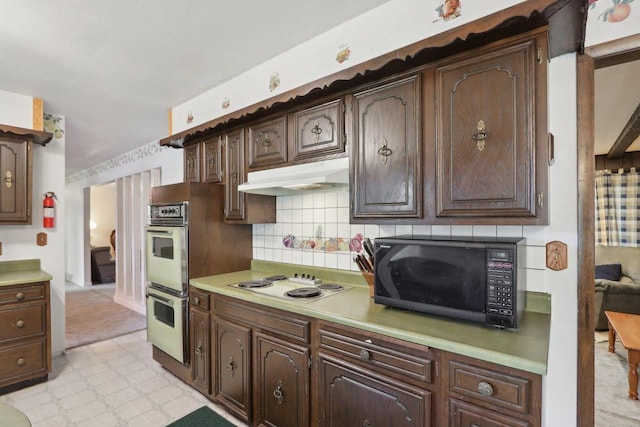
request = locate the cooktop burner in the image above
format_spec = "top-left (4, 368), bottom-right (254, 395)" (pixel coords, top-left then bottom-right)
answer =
top-left (263, 275), bottom-right (287, 281)
top-left (317, 283), bottom-right (343, 291)
top-left (229, 274), bottom-right (353, 303)
top-left (284, 287), bottom-right (322, 298)
top-left (238, 280), bottom-right (272, 289)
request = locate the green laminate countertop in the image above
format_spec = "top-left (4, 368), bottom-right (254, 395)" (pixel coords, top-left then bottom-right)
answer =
top-left (190, 260), bottom-right (550, 375)
top-left (0, 259), bottom-right (52, 286)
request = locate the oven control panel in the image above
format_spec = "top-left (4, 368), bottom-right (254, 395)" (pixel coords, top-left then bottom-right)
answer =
top-left (148, 202), bottom-right (188, 225)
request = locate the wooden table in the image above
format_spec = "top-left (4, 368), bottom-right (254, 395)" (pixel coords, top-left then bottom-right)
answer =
top-left (605, 311), bottom-right (640, 400)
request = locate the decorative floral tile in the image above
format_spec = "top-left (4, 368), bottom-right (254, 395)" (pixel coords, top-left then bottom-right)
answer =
top-left (221, 97), bottom-right (230, 109)
top-left (283, 229), bottom-right (364, 253)
top-left (435, 0), bottom-right (461, 22)
top-left (186, 111), bottom-right (194, 124)
top-left (593, 0), bottom-right (635, 22)
top-left (269, 72), bottom-right (280, 92)
top-left (336, 46), bottom-right (351, 64)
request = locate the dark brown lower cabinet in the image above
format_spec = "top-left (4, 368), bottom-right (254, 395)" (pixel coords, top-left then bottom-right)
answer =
top-left (254, 332), bottom-right (310, 427)
top-left (214, 316), bottom-right (252, 424)
top-left (189, 290), bottom-right (542, 427)
top-left (318, 355), bottom-right (431, 426)
top-left (190, 308), bottom-right (210, 395)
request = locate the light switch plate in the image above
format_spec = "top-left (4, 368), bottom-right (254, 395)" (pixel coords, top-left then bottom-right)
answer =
top-left (546, 240), bottom-right (567, 271)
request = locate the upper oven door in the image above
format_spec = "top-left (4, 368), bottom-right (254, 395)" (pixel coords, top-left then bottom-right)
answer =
top-left (145, 225), bottom-right (187, 293)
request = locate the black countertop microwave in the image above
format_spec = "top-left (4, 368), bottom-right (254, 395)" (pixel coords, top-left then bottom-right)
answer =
top-left (374, 235), bottom-right (526, 329)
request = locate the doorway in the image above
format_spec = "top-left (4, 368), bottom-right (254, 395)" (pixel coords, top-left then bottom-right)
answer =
top-left (577, 37), bottom-right (640, 427)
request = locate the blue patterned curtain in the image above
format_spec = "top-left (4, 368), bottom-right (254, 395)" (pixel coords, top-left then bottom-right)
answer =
top-left (595, 168), bottom-right (639, 246)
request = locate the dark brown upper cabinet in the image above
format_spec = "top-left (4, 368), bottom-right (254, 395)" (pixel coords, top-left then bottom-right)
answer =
top-left (293, 99), bottom-right (345, 161)
top-left (224, 129), bottom-right (276, 224)
top-left (184, 134), bottom-right (223, 183)
top-left (428, 30), bottom-right (548, 224)
top-left (351, 74), bottom-right (422, 222)
top-left (247, 116), bottom-right (287, 169)
top-left (0, 125), bottom-right (51, 225)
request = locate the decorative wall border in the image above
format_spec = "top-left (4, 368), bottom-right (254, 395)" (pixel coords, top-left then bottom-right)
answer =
top-left (65, 140), bottom-right (167, 183)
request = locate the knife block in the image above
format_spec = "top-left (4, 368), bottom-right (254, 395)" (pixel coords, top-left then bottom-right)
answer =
top-left (362, 273), bottom-right (375, 297)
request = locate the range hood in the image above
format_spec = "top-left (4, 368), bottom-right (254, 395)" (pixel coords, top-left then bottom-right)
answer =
top-left (238, 157), bottom-right (349, 196)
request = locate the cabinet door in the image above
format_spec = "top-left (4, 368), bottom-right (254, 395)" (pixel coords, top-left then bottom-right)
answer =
top-left (255, 332), bottom-right (310, 427)
top-left (214, 317), bottom-right (251, 423)
top-left (248, 116), bottom-right (287, 169)
top-left (435, 35), bottom-right (545, 220)
top-left (0, 138), bottom-right (30, 223)
top-left (293, 99), bottom-right (344, 161)
top-left (183, 144), bottom-right (201, 183)
top-left (351, 75), bottom-right (422, 220)
top-left (224, 130), bottom-right (246, 221)
top-left (319, 355), bottom-right (431, 427)
top-left (202, 135), bottom-right (223, 183)
top-left (190, 308), bottom-right (210, 395)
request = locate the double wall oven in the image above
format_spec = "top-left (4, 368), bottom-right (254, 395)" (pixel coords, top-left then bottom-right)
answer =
top-left (146, 202), bottom-right (189, 363)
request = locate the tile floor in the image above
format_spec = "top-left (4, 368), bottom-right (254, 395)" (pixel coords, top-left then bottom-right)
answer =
top-left (0, 330), bottom-right (247, 426)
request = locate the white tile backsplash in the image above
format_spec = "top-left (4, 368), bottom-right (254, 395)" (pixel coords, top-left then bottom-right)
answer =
top-left (251, 190), bottom-right (549, 281)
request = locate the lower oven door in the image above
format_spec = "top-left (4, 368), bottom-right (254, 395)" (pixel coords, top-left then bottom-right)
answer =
top-left (145, 225), bottom-right (187, 293)
top-left (146, 286), bottom-right (187, 363)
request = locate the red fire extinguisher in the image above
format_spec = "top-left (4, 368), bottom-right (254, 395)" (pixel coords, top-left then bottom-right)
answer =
top-left (43, 192), bottom-right (56, 228)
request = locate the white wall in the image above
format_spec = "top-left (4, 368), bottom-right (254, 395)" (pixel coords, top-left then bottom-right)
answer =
top-left (0, 91), bottom-right (67, 357)
top-left (90, 183), bottom-right (116, 248)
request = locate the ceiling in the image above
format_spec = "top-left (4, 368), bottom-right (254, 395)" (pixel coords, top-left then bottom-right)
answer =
top-left (1, 1), bottom-right (637, 176)
top-left (595, 59), bottom-right (640, 156)
top-left (0, 0), bottom-right (389, 176)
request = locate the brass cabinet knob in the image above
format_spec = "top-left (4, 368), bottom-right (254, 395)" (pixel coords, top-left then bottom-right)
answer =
top-left (16, 319), bottom-right (25, 328)
top-left (194, 296), bottom-right (200, 305)
top-left (359, 349), bottom-right (371, 361)
top-left (15, 292), bottom-right (25, 300)
top-left (17, 357), bottom-right (25, 366)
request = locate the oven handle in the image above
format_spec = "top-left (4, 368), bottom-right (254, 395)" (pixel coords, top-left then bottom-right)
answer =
top-left (147, 229), bottom-right (173, 235)
top-left (147, 292), bottom-right (173, 305)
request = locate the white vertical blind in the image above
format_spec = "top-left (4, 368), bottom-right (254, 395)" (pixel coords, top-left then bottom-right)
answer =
top-left (113, 168), bottom-right (161, 314)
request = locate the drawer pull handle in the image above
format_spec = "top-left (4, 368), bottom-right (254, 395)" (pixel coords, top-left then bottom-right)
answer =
top-left (359, 349), bottom-right (371, 361)
top-left (362, 419), bottom-right (371, 427)
top-left (477, 381), bottom-right (494, 396)
top-left (17, 357), bottom-right (25, 366)
top-left (16, 319), bottom-right (25, 328)
top-left (226, 357), bottom-right (235, 377)
top-left (273, 379), bottom-right (285, 404)
top-left (193, 296), bottom-right (200, 305)
top-left (15, 292), bottom-right (25, 300)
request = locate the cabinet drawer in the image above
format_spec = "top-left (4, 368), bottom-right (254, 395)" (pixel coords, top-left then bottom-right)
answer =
top-left (0, 303), bottom-right (45, 342)
top-left (190, 288), bottom-right (210, 311)
top-left (449, 398), bottom-right (530, 427)
top-left (449, 360), bottom-right (531, 414)
top-left (0, 340), bottom-right (47, 385)
top-left (215, 297), bottom-right (310, 343)
top-left (318, 323), bottom-right (433, 384)
top-left (0, 283), bottom-right (46, 305)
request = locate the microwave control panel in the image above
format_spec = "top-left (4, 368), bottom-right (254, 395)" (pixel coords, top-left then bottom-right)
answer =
top-left (486, 249), bottom-right (515, 317)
